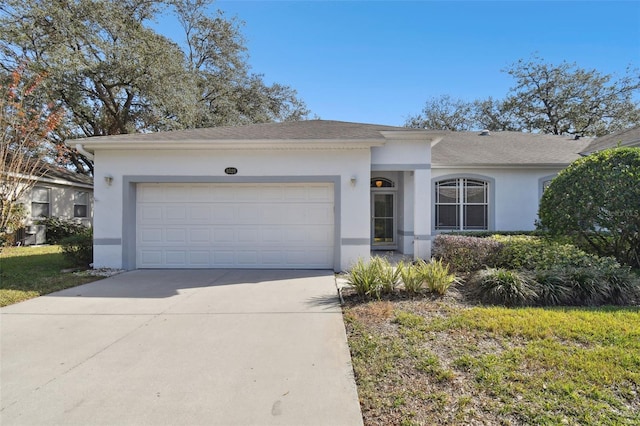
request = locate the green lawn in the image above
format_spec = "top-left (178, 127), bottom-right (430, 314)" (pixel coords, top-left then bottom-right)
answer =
top-left (0, 245), bottom-right (99, 307)
top-left (344, 296), bottom-right (640, 425)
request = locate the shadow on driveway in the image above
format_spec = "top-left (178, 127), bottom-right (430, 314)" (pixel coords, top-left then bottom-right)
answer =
top-left (46, 268), bottom-right (336, 299)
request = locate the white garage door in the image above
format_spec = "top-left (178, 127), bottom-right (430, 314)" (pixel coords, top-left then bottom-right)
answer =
top-left (136, 183), bottom-right (334, 269)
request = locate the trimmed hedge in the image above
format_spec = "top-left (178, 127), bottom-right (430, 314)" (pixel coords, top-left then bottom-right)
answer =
top-left (436, 233), bottom-right (640, 306)
top-left (491, 235), bottom-right (613, 270)
top-left (432, 234), bottom-right (502, 273)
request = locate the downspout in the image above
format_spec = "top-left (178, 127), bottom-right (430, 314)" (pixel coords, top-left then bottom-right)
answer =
top-left (75, 143), bottom-right (94, 161)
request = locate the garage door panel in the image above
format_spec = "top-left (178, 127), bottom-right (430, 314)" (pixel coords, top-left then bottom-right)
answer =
top-left (165, 250), bottom-right (187, 266)
top-left (308, 206), bottom-right (333, 224)
top-left (138, 185), bottom-right (164, 202)
top-left (139, 205), bottom-right (163, 222)
top-left (262, 228), bottom-right (283, 242)
top-left (237, 208), bottom-right (260, 223)
top-left (140, 250), bottom-right (162, 266)
top-left (210, 206), bottom-right (234, 223)
top-left (308, 185), bottom-right (333, 201)
top-left (140, 228), bottom-right (162, 243)
top-left (213, 228), bottom-right (234, 243)
top-left (261, 187), bottom-right (284, 201)
top-left (165, 185), bottom-right (192, 202)
top-left (189, 229), bottom-right (210, 243)
top-left (166, 228), bottom-right (187, 243)
top-left (214, 251), bottom-right (234, 264)
top-left (237, 228), bottom-right (259, 243)
top-left (238, 251), bottom-right (259, 265)
top-left (189, 251), bottom-right (210, 266)
top-left (136, 183), bottom-right (334, 269)
top-left (189, 206), bottom-right (211, 221)
top-left (284, 186), bottom-right (308, 201)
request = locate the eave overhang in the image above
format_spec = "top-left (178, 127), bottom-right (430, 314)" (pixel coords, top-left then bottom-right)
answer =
top-left (69, 138), bottom-right (388, 153)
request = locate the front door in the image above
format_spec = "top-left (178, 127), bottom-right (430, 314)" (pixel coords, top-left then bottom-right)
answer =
top-left (371, 192), bottom-right (396, 249)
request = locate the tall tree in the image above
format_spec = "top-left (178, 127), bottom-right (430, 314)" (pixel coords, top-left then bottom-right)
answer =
top-left (1, 67), bottom-right (64, 239)
top-left (405, 95), bottom-right (475, 131)
top-left (0, 0), bottom-right (309, 174)
top-left (503, 56), bottom-right (640, 136)
top-left (471, 97), bottom-right (522, 132)
top-left (407, 57), bottom-right (639, 135)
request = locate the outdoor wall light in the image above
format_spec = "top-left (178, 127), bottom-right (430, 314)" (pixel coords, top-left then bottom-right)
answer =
top-left (104, 175), bottom-right (114, 186)
top-left (350, 175), bottom-right (357, 186)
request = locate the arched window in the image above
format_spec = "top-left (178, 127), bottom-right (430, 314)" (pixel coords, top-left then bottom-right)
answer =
top-left (435, 178), bottom-right (488, 230)
top-left (370, 177), bottom-right (394, 188)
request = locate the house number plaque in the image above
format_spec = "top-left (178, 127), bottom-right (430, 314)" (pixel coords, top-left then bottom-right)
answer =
top-left (225, 167), bottom-right (238, 175)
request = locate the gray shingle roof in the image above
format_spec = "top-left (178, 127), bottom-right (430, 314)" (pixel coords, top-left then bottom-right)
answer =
top-left (76, 120), bottom-right (592, 166)
top-left (82, 120), bottom-right (405, 142)
top-left (431, 130), bottom-right (592, 166)
top-left (582, 126), bottom-right (640, 154)
top-left (41, 163), bottom-right (93, 186)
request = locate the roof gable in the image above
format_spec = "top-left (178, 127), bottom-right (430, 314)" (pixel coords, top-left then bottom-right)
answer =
top-left (582, 126), bottom-right (640, 154)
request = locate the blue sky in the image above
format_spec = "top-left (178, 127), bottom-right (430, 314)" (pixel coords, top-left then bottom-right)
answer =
top-left (157, 1), bottom-right (640, 126)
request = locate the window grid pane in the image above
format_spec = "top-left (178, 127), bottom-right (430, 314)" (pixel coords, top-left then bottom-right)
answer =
top-left (32, 203), bottom-right (50, 218)
top-left (74, 205), bottom-right (88, 218)
top-left (436, 180), bottom-right (458, 204)
top-left (436, 205), bottom-right (459, 230)
top-left (435, 178), bottom-right (488, 231)
top-left (75, 191), bottom-right (88, 204)
top-left (464, 205), bottom-right (488, 230)
top-left (74, 191), bottom-right (88, 218)
top-left (32, 187), bottom-right (49, 203)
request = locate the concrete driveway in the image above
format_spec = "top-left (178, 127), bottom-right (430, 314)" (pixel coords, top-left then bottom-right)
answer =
top-left (0, 269), bottom-right (363, 426)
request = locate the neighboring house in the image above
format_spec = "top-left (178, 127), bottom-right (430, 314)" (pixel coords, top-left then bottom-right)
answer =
top-left (17, 165), bottom-right (94, 245)
top-left (76, 120), bottom-right (591, 271)
top-left (580, 126), bottom-right (640, 154)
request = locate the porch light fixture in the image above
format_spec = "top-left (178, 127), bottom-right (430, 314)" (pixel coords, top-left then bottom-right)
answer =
top-left (104, 175), bottom-right (113, 186)
top-left (375, 180), bottom-right (383, 188)
top-left (350, 175), bottom-right (357, 186)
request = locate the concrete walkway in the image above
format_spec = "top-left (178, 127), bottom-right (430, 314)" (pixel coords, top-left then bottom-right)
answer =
top-left (0, 269), bottom-right (363, 426)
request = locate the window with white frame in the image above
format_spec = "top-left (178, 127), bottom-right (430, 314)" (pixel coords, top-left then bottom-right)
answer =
top-left (435, 178), bottom-right (488, 230)
top-left (74, 191), bottom-right (88, 218)
top-left (31, 187), bottom-right (50, 218)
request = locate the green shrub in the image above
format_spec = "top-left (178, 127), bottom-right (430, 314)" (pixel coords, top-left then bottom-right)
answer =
top-left (561, 267), bottom-right (610, 306)
top-left (398, 260), bottom-right (424, 294)
top-left (531, 263), bottom-right (639, 307)
top-left (60, 229), bottom-right (93, 267)
top-left (37, 217), bottom-right (88, 244)
top-left (374, 256), bottom-right (402, 295)
top-left (345, 258), bottom-right (383, 298)
top-left (531, 269), bottom-right (573, 306)
top-left (433, 234), bottom-right (503, 273)
top-left (538, 147), bottom-right (640, 268)
top-left (491, 235), bottom-right (615, 271)
top-left (470, 268), bottom-right (538, 306)
top-left (602, 265), bottom-right (640, 305)
top-left (418, 259), bottom-right (459, 295)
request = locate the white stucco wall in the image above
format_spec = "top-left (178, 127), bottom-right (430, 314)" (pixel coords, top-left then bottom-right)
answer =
top-left (431, 167), bottom-right (561, 232)
top-left (371, 138), bottom-right (432, 167)
top-left (21, 183), bottom-right (93, 227)
top-left (93, 148), bottom-right (373, 271)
